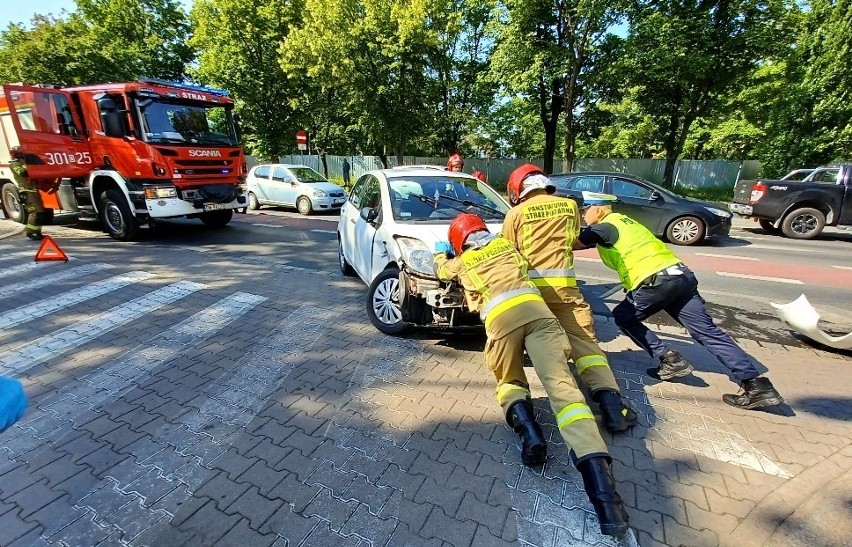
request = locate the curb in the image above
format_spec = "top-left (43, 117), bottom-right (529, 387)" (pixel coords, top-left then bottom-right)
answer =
top-left (0, 220), bottom-right (24, 239)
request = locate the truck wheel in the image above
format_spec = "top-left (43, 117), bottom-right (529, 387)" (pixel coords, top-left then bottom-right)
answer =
top-left (100, 189), bottom-right (138, 241)
top-left (200, 209), bottom-right (233, 228)
top-left (759, 218), bottom-right (780, 233)
top-left (297, 196), bottom-right (313, 215)
top-left (1, 182), bottom-right (23, 223)
top-left (666, 216), bottom-right (705, 245)
top-left (248, 192), bottom-right (260, 210)
top-left (366, 268), bottom-right (408, 335)
top-left (781, 207), bottom-right (825, 239)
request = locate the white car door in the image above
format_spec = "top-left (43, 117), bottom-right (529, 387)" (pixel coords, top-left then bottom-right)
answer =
top-left (340, 176), bottom-right (367, 275)
top-left (270, 166), bottom-right (296, 205)
top-left (250, 165), bottom-right (273, 204)
top-left (352, 176), bottom-right (382, 281)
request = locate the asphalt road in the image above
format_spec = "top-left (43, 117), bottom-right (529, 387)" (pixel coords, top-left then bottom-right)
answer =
top-left (12, 206), bottom-right (851, 349)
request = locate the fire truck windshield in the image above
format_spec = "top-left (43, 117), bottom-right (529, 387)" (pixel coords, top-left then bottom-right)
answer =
top-left (136, 98), bottom-right (239, 146)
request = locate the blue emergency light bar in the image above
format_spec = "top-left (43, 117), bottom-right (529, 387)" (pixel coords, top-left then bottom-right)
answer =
top-left (138, 77), bottom-right (230, 97)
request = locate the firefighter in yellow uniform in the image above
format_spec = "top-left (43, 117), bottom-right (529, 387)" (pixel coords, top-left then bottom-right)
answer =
top-left (10, 147), bottom-right (45, 241)
top-left (503, 164), bottom-right (637, 432)
top-left (433, 213), bottom-right (629, 537)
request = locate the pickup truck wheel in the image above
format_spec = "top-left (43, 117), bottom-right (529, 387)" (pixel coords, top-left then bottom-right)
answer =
top-left (366, 268), bottom-right (408, 335)
top-left (666, 216), bottom-right (705, 245)
top-left (100, 189), bottom-right (138, 241)
top-left (200, 209), bottom-right (233, 228)
top-left (248, 192), bottom-right (260, 210)
top-left (1, 183), bottom-right (23, 223)
top-left (759, 219), bottom-right (780, 233)
top-left (781, 207), bottom-right (825, 239)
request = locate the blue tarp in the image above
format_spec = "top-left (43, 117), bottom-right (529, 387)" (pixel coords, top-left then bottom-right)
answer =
top-left (0, 377), bottom-right (27, 432)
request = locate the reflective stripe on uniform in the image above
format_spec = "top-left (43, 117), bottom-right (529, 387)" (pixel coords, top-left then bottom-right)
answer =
top-left (531, 277), bottom-right (578, 288)
top-left (575, 354), bottom-right (609, 374)
top-left (529, 268), bottom-right (576, 278)
top-left (556, 402), bottom-right (595, 429)
top-left (481, 288), bottom-right (542, 328)
top-left (496, 383), bottom-right (530, 405)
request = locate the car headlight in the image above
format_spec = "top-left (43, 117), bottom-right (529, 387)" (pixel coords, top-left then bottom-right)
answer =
top-left (395, 236), bottom-right (436, 277)
top-left (144, 186), bottom-right (177, 199)
top-left (314, 189), bottom-right (328, 198)
top-left (704, 206), bottom-right (732, 219)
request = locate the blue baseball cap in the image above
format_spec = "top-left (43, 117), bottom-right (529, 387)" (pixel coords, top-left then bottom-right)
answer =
top-left (581, 191), bottom-right (617, 208)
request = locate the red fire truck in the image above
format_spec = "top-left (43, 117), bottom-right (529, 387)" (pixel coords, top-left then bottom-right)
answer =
top-left (0, 78), bottom-right (247, 241)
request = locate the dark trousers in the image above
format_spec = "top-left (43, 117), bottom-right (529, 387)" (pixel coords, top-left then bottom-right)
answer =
top-left (612, 267), bottom-right (759, 383)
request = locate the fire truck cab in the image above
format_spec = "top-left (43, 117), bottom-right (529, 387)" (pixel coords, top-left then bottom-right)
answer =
top-left (0, 78), bottom-right (247, 240)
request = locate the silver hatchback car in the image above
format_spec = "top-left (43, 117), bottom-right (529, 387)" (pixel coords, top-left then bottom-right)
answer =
top-left (246, 164), bottom-right (347, 214)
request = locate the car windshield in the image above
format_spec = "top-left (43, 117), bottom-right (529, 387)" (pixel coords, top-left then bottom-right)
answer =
top-left (136, 98), bottom-right (239, 145)
top-left (387, 175), bottom-right (508, 221)
top-left (289, 167), bottom-right (328, 183)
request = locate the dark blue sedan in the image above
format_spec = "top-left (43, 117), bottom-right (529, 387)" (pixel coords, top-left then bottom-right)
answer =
top-left (550, 171), bottom-right (733, 245)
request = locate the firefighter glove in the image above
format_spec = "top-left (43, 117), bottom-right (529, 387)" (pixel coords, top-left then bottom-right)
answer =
top-left (434, 241), bottom-right (454, 257)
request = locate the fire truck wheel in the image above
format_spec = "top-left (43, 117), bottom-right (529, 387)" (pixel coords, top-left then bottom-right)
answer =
top-left (1, 183), bottom-right (23, 223)
top-left (200, 209), bottom-right (233, 228)
top-left (100, 189), bottom-right (139, 241)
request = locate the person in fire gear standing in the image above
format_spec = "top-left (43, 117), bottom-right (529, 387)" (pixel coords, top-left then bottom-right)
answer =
top-left (577, 192), bottom-right (784, 410)
top-left (503, 164), bottom-right (638, 432)
top-left (10, 147), bottom-right (45, 240)
top-left (433, 213), bottom-right (629, 537)
top-left (447, 153), bottom-right (464, 172)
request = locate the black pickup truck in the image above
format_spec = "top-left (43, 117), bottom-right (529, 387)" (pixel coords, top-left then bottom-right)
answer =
top-left (729, 163), bottom-right (852, 239)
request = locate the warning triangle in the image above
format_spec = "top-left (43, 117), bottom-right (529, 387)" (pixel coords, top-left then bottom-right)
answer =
top-left (34, 235), bottom-right (69, 262)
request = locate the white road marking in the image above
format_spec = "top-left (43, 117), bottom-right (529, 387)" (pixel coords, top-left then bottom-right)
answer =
top-left (0, 263), bottom-right (113, 294)
top-left (0, 251), bottom-right (37, 263)
top-left (311, 229), bottom-right (336, 234)
top-left (747, 244), bottom-right (824, 253)
top-left (253, 223), bottom-right (282, 228)
top-left (716, 271), bottom-right (803, 284)
top-left (0, 280), bottom-right (206, 375)
top-left (695, 253), bottom-right (760, 261)
top-left (0, 271), bottom-right (155, 330)
top-left (831, 265), bottom-right (852, 270)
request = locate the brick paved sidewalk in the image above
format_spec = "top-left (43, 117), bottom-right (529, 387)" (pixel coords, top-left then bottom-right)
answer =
top-left (1, 239), bottom-right (850, 546)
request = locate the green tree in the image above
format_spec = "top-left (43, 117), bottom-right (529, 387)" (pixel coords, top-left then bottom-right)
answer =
top-left (491, 0), bottom-right (624, 173)
top-left (0, 0), bottom-right (193, 85)
top-left (621, 0), bottom-right (786, 186)
top-left (190, 0), bottom-right (303, 160)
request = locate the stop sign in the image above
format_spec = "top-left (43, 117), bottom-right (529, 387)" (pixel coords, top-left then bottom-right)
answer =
top-left (296, 130), bottom-right (308, 144)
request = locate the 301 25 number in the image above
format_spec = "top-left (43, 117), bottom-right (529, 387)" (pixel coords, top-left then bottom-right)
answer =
top-left (44, 152), bottom-right (93, 165)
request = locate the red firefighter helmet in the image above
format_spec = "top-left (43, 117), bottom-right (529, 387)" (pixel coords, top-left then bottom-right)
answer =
top-left (507, 163), bottom-right (554, 205)
top-left (471, 170), bottom-right (486, 183)
top-left (449, 213), bottom-right (488, 255)
top-left (447, 153), bottom-right (464, 171)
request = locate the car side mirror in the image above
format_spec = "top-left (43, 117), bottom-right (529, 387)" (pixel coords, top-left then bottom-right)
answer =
top-left (360, 207), bottom-right (378, 223)
top-left (649, 190), bottom-right (662, 201)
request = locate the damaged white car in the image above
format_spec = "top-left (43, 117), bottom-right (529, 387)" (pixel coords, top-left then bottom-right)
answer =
top-left (337, 167), bottom-right (508, 334)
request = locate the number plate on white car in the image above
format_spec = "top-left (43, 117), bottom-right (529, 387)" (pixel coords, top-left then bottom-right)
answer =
top-left (335, 198), bottom-right (345, 204)
top-left (203, 203), bottom-right (227, 211)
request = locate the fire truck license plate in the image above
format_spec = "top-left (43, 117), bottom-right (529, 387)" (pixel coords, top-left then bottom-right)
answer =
top-left (203, 203), bottom-right (227, 211)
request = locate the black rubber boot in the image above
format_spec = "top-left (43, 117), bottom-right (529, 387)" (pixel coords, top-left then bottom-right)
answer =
top-left (650, 350), bottom-right (694, 380)
top-left (593, 390), bottom-right (638, 433)
top-left (723, 377), bottom-right (784, 409)
top-left (576, 455), bottom-right (630, 537)
top-left (506, 400), bottom-right (547, 466)
top-left (25, 231), bottom-right (43, 241)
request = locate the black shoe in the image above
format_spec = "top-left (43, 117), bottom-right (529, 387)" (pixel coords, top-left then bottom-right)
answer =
top-left (723, 377), bottom-right (784, 409)
top-left (651, 350), bottom-right (694, 380)
top-left (592, 390), bottom-right (638, 433)
top-left (26, 231), bottom-right (43, 241)
top-left (576, 455), bottom-right (630, 537)
top-left (507, 400), bottom-right (547, 466)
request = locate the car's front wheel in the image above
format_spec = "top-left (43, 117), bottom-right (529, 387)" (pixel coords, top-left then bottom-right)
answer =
top-left (297, 196), bottom-right (313, 215)
top-left (338, 237), bottom-right (355, 276)
top-left (666, 216), bottom-right (705, 245)
top-left (366, 268), bottom-right (408, 335)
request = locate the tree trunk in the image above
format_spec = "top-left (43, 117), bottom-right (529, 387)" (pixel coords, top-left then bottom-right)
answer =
top-left (319, 152), bottom-right (328, 178)
top-left (661, 111), bottom-right (680, 188)
top-left (539, 78), bottom-right (564, 174)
